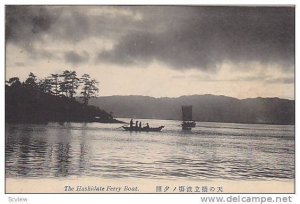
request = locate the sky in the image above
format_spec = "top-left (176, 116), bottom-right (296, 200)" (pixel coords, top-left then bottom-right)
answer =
top-left (5, 6), bottom-right (295, 99)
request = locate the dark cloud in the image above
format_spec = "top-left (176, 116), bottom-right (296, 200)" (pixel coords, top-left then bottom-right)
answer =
top-left (6, 6), bottom-right (141, 45)
top-left (5, 5), bottom-right (144, 65)
top-left (6, 6), bottom-right (295, 72)
top-left (52, 9), bottom-right (91, 43)
top-left (6, 6), bottom-right (60, 45)
top-left (98, 6), bottom-right (295, 71)
top-left (64, 51), bottom-right (89, 65)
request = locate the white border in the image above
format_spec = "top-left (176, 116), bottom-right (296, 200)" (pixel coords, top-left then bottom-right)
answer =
top-left (1, 1), bottom-right (298, 204)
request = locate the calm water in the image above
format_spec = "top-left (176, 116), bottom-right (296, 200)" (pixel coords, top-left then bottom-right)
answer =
top-left (6, 119), bottom-right (294, 181)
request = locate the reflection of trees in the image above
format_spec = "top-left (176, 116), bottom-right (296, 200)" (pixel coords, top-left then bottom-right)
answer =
top-left (6, 123), bottom-right (92, 178)
top-left (79, 123), bottom-right (89, 175)
top-left (5, 126), bottom-right (18, 164)
top-left (5, 126), bottom-right (24, 177)
top-left (6, 125), bottom-right (49, 177)
top-left (17, 132), bottom-right (33, 176)
top-left (79, 143), bottom-right (88, 174)
top-left (55, 143), bottom-right (72, 177)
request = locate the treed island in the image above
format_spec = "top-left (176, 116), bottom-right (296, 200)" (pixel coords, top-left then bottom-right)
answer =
top-left (6, 71), bottom-right (122, 124)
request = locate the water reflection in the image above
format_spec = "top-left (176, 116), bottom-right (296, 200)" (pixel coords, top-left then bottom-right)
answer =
top-left (5, 120), bottom-right (295, 180)
top-left (55, 143), bottom-right (71, 177)
top-left (6, 123), bottom-right (90, 178)
top-left (79, 125), bottom-right (89, 174)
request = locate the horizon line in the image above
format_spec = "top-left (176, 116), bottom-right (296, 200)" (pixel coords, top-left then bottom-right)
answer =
top-left (94, 94), bottom-right (295, 101)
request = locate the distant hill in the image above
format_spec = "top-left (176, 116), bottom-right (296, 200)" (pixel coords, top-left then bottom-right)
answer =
top-left (88, 95), bottom-right (295, 125)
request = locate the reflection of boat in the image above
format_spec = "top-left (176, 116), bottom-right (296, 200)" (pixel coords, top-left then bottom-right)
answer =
top-left (181, 105), bottom-right (196, 130)
top-left (122, 126), bottom-right (164, 132)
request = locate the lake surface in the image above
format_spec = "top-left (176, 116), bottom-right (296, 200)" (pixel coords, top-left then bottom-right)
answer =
top-left (5, 119), bottom-right (294, 181)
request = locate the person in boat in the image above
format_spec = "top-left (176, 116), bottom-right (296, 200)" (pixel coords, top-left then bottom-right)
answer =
top-left (130, 119), bottom-right (134, 128)
top-left (139, 121), bottom-right (142, 129)
top-left (136, 121), bottom-right (138, 128)
top-left (145, 123), bottom-right (149, 129)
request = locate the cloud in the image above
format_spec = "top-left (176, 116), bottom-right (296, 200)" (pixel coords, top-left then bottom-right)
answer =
top-left (6, 6), bottom-right (60, 45)
top-left (6, 6), bottom-right (295, 72)
top-left (5, 6), bottom-right (145, 64)
top-left (98, 6), bottom-right (295, 71)
top-left (6, 6), bottom-right (142, 46)
top-left (64, 51), bottom-right (89, 65)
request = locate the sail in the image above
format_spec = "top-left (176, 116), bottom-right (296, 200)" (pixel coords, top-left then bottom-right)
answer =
top-left (182, 105), bottom-right (193, 121)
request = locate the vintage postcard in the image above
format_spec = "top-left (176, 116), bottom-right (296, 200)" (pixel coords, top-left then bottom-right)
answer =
top-left (5, 5), bottom-right (294, 194)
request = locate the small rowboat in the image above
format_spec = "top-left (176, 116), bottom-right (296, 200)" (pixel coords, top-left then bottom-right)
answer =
top-left (122, 126), bottom-right (164, 132)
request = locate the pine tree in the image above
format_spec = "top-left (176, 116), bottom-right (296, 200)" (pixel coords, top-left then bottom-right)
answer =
top-left (50, 74), bottom-right (60, 96)
top-left (59, 70), bottom-right (80, 98)
top-left (6, 77), bottom-right (21, 88)
top-left (24, 72), bottom-right (38, 89)
top-left (38, 78), bottom-right (52, 94)
top-left (80, 74), bottom-right (99, 105)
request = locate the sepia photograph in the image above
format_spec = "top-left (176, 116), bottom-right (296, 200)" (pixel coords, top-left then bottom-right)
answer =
top-left (5, 5), bottom-right (295, 194)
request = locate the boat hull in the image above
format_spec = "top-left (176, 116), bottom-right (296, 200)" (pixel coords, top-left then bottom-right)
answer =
top-left (122, 126), bottom-right (164, 132)
top-left (181, 121), bottom-right (196, 130)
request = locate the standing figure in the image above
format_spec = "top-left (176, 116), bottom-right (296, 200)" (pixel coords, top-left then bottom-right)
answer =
top-left (130, 119), bottom-right (134, 128)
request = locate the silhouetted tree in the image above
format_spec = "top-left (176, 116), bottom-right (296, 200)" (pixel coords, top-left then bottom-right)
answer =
top-left (50, 74), bottom-right (60, 96)
top-left (69, 71), bottom-right (80, 98)
top-left (24, 72), bottom-right (38, 89)
top-left (5, 72), bottom-right (123, 124)
top-left (59, 80), bottom-right (69, 97)
top-left (6, 77), bottom-right (21, 88)
top-left (80, 74), bottom-right (99, 105)
top-left (38, 78), bottom-right (52, 94)
top-left (60, 70), bottom-right (79, 98)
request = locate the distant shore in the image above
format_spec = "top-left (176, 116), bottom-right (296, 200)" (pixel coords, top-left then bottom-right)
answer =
top-left (89, 95), bottom-right (295, 125)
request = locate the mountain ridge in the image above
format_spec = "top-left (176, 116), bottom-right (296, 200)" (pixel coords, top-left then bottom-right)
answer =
top-left (95, 94), bottom-right (293, 101)
top-left (88, 94), bottom-right (295, 125)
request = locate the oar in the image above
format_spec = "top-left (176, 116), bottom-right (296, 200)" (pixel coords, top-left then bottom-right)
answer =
top-left (116, 125), bottom-right (126, 129)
